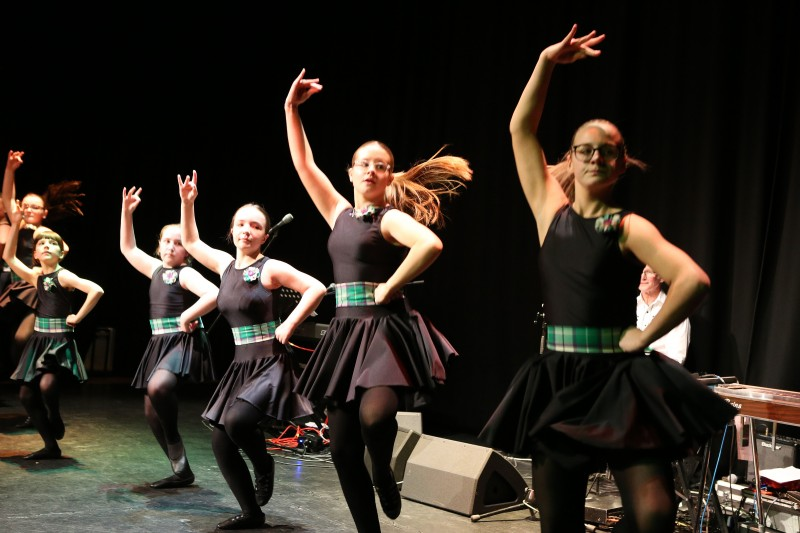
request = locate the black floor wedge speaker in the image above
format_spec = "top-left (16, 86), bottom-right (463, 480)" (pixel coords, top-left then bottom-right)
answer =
top-left (401, 434), bottom-right (529, 516)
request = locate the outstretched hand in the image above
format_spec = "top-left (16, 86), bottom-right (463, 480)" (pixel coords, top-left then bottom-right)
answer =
top-left (177, 170), bottom-right (199, 204)
top-left (122, 186), bottom-right (142, 214)
top-left (6, 150), bottom-right (24, 171)
top-left (543, 24), bottom-right (605, 65)
top-left (285, 68), bottom-right (323, 108)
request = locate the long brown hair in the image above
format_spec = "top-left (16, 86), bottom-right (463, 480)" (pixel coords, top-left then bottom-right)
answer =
top-left (355, 142), bottom-right (473, 228)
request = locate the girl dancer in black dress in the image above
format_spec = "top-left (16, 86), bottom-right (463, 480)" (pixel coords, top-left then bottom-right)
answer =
top-left (178, 171), bottom-right (326, 531)
top-left (3, 197), bottom-right (103, 460)
top-left (1, 150), bottom-right (83, 390)
top-left (478, 25), bottom-right (738, 533)
top-left (285, 69), bottom-right (473, 532)
top-left (121, 186), bottom-right (219, 488)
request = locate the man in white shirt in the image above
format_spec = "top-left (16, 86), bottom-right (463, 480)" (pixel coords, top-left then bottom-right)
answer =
top-left (636, 265), bottom-right (691, 365)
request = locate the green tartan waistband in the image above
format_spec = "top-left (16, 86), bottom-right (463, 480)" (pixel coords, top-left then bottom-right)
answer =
top-left (546, 325), bottom-right (625, 354)
top-left (231, 321), bottom-right (279, 345)
top-left (335, 281), bottom-right (379, 307)
top-left (34, 316), bottom-right (74, 333)
top-left (334, 281), bottom-right (406, 307)
top-left (149, 316), bottom-right (204, 335)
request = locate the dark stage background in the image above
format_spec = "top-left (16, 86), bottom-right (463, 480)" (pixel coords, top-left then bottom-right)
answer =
top-left (2, 3), bottom-right (798, 436)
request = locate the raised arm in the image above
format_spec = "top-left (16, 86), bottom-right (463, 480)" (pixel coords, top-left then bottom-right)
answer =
top-left (512, 25), bottom-right (604, 242)
top-left (284, 69), bottom-right (350, 228)
top-left (3, 150), bottom-right (24, 216)
top-left (2, 204), bottom-right (37, 285)
top-left (120, 186), bottom-right (162, 278)
top-left (177, 170), bottom-right (232, 275)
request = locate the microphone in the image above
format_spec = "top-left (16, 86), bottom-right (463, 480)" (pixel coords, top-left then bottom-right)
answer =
top-left (268, 213), bottom-right (294, 235)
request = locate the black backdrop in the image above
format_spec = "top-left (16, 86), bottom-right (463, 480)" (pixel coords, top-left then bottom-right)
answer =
top-left (2, 3), bottom-right (798, 436)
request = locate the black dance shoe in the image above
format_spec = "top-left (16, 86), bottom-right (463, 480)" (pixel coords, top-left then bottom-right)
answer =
top-left (374, 470), bottom-right (401, 519)
top-left (254, 454), bottom-right (274, 506)
top-left (24, 446), bottom-right (62, 460)
top-left (150, 470), bottom-right (195, 489)
top-left (216, 511), bottom-right (265, 530)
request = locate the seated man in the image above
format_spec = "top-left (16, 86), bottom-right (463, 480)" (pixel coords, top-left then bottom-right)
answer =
top-left (636, 265), bottom-right (691, 364)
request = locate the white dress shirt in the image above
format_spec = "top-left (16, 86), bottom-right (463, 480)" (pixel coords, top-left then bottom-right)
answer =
top-left (636, 290), bottom-right (691, 365)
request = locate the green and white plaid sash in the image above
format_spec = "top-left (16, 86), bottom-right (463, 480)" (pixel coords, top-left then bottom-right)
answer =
top-left (149, 316), bottom-right (205, 335)
top-left (334, 281), bottom-right (380, 307)
top-left (231, 320), bottom-right (279, 345)
top-left (34, 317), bottom-right (74, 333)
top-left (546, 325), bottom-right (625, 354)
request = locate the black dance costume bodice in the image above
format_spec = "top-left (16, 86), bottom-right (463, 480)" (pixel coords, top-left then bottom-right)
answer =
top-left (36, 270), bottom-right (73, 318)
top-left (149, 265), bottom-right (198, 319)
top-left (539, 205), bottom-right (641, 327)
top-left (216, 255), bottom-right (281, 358)
top-left (328, 207), bottom-right (407, 284)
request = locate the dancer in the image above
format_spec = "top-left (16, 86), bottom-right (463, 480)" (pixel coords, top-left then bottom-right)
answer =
top-left (1, 150), bottom-right (83, 398)
top-left (3, 198), bottom-right (103, 459)
top-left (120, 186), bottom-right (219, 488)
top-left (478, 25), bottom-right (737, 533)
top-left (285, 69), bottom-right (473, 532)
top-left (0, 199), bottom-right (12, 375)
top-left (0, 198), bottom-right (10, 293)
top-left (178, 171), bottom-right (326, 530)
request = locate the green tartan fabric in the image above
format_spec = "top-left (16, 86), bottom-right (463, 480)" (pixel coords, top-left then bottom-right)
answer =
top-left (149, 316), bottom-right (205, 335)
top-left (231, 320), bottom-right (279, 345)
top-left (334, 281), bottom-right (379, 307)
top-left (34, 316), bottom-right (74, 333)
top-left (546, 325), bottom-right (625, 354)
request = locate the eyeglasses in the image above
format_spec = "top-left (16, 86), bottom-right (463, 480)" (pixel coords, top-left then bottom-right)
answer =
top-left (21, 203), bottom-right (45, 211)
top-left (572, 143), bottom-right (620, 162)
top-left (642, 271), bottom-right (657, 278)
top-left (352, 160), bottom-right (391, 175)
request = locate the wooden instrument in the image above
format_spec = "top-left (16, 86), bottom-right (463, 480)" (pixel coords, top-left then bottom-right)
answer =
top-left (713, 383), bottom-right (800, 527)
top-left (714, 383), bottom-right (800, 427)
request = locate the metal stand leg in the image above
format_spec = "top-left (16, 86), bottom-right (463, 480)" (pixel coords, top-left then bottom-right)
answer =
top-left (469, 488), bottom-right (537, 522)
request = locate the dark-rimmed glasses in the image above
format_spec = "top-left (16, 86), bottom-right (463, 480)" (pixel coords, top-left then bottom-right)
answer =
top-left (572, 144), bottom-right (620, 162)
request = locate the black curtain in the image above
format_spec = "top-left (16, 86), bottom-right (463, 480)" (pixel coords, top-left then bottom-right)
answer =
top-left (2, 3), bottom-right (798, 436)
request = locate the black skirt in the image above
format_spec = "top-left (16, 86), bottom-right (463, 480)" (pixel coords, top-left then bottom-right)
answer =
top-left (479, 349), bottom-right (738, 470)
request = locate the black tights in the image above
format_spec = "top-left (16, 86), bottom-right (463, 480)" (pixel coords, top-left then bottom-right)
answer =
top-left (211, 400), bottom-right (271, 515)
top-left (532, 454), bottom-right (677, 533)
top-left (327, 386), bottom-right (400, 533)
top-left (145, 369), bottom-right (180, 455)
top-left (19, 372), bottom-right (61, 450)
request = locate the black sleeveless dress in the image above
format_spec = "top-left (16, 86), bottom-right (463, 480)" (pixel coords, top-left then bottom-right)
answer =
top-left (10, 269), bottom-right (87, 383)
top-left (202, 256), bottom-right (314, 426)
top-left (295, 207), bottom-right (457, 410)
top-left (130, 265), bottom-right (215, 388)
top-left (0, 227), bottom-right (39, 310)
top-left (479, 205), bottom-right (737, 470)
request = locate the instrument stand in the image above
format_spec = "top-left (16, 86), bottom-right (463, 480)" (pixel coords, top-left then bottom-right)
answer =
top-left (469, 487), bottom-right (538, 523)
top-left (586, 465), bottom-right (614, 496)
top-left (689, 427), bottom-right (734, 533)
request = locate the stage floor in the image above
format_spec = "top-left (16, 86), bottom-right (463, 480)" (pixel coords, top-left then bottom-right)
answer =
top-left (0, 378), bottom-right (701, 532)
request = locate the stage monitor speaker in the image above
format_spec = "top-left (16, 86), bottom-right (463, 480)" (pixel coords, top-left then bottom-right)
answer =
top-left (401, 434), bottom-right (528, 516)
top-left (364, 426), bottom-right (421, 485)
